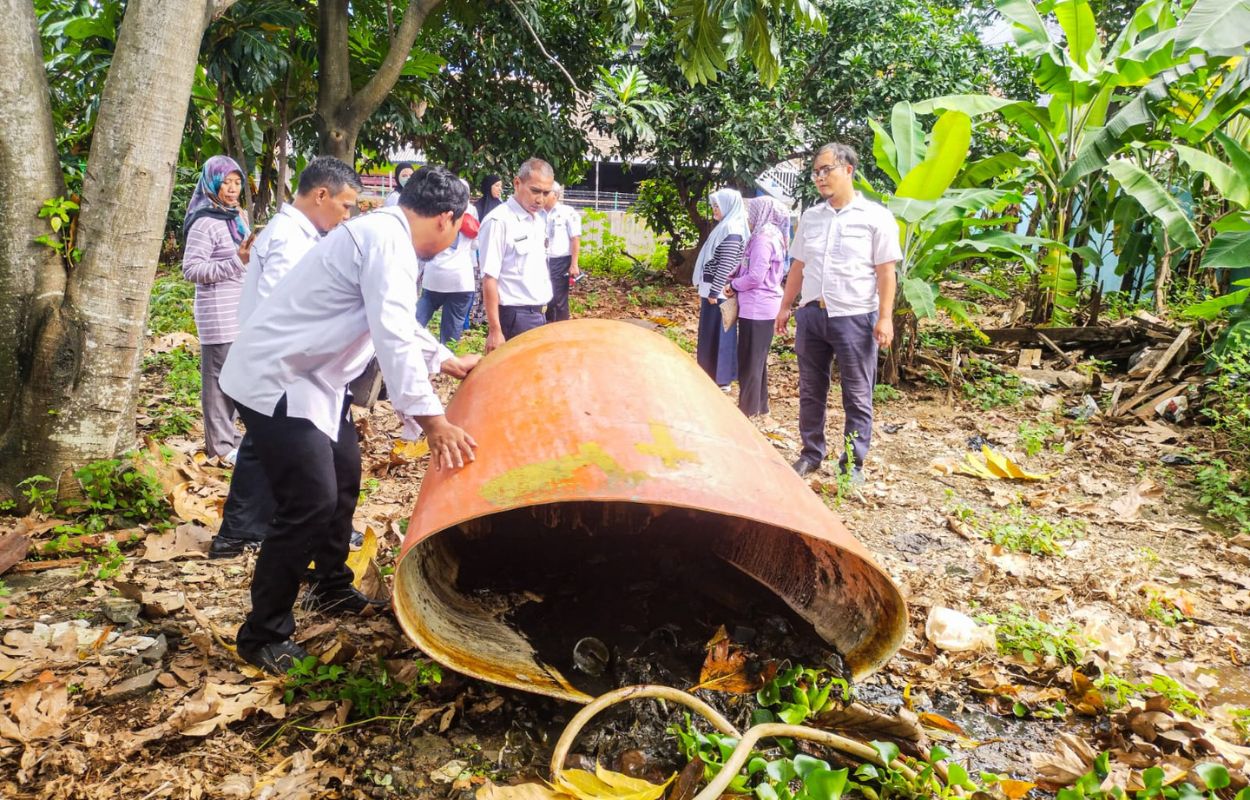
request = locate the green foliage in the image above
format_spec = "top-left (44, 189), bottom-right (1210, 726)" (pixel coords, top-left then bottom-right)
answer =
top-left (1195, 459), bottom-right (1250, 535)
top-left (1055, 751), bottom-right (1247, 800)
top-left (0, 580), bottom-right (10, 611)
top-left (920, 0), bottom-right (1250, 319)
top-left (1017, 419), bottom-right (1063, 457)
top-left (960, 360), bottom-right (1031, 410)
top-left (579, 210), bottom-right (636, 276)
top-left (976, 606), bottom-right (1088, 665)
top-left (148, 273), bottom-right (197, 336)
top-left (950, 503), bottom-right (1081, 556)
top-left (283, 656), bottom-right (443, 721)
top-left (755, 665), bottom-right (852, 725)
top-left (142, 346), bottom-right (202, 439)
top-left (34, 196), bottom-right (83, 266)
top-left (634, 178), bottom-right (702, 253)
top-left (866, 101), bottom-right (1036, 331)
top-left (18, 476), bottom-right (56, 516)
top-left (58, 456), bottom-right (171, 534)
top-left (872, 384), bottom-right (902, 404)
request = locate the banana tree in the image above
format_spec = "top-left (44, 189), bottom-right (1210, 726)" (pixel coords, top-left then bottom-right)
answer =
top-left (912, 0), bottom-right (1250, 318)
top-left (865, 102), bottom-right (1051, 379)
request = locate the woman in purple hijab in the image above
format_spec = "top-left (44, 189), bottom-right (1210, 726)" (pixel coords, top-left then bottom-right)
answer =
top-left (724, 196), bottom-right (789, 418)
top-left (182, 155), bottom-right (250, 463)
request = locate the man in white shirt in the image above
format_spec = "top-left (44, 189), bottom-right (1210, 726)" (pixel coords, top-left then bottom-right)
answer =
top-left (542, 181), bottom-right (582, 322)
top-left (213, 157), bottom-right (362, 559)
top-left (219, 166), bottom-right (480, 675)
top-left (775, 143), bottom-right (901, 483)
top-left (480, 158), bottom-right (555, 351)
top-left (416, 179), bottom-right (479, 344)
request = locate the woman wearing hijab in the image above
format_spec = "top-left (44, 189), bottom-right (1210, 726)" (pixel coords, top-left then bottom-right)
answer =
top-left (693, 188), bottom-right (746, 389)
top-left (475, 174), bottom-right (503, 221)
top-left (384, 162), bottom-right (415, 207)
top-left (182, 154), bottom-right (251, 464)
top-left (724, 197), bottom-right (789, 418)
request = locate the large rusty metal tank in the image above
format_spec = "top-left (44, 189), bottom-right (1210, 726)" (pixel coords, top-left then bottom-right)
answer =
top-left (393, 319), bottom-right (906, 703)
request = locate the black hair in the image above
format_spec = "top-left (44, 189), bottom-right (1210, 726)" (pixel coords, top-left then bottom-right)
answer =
top-left (399, 165), bottom-right (469, 219)
top-left (393, 161), bottom-right (415, 182)
top-left (296, 157), bottom-right (364, 196)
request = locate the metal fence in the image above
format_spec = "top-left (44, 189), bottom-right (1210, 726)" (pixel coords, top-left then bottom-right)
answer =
top-left (562, 188), bottom-right (639, 211)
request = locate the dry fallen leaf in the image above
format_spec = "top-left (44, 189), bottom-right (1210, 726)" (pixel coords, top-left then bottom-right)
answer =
top-left (346, 526), bottom-right (380, 589)
top-left (0, 671), bottom-right (69, 743)
top-left (689, 625), bottom-right (768, 694)
top-left (391, 439), bottom-right (431, 463)
top-left (170, 481), bottom-right (221, 527)
top-left (1031, 732), bottom-right (1097, 787)
top-left (930, 447), bottom-right (1053, 482)
top-left (142, 522), bottom-right (212, 562)
top-left (1109, 480), bottom-right (1164, 521)
top-left (555, 763), bottom-right (674, 800)
top-left (478, 781), bottom-right (568, 800)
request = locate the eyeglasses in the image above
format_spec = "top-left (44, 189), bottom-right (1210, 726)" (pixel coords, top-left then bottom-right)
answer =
top-left (810, 163), bottom-right (846, 180)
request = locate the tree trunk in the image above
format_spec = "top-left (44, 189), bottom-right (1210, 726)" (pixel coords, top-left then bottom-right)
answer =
top-left (0, 0), bottom-right (239, 500)
top-left (315, 0), bottom-right (443, 162)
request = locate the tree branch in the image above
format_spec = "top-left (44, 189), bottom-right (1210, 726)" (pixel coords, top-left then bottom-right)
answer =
top-left (504, 0), bottom-right (583, 96)
top-left (353, 0), bottom-right (444, 121)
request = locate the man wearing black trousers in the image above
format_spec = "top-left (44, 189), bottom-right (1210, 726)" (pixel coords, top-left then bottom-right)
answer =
top-left (218, 167), bottom-right (480, 674)
top-left (212, 157), bottom-right (362, 558)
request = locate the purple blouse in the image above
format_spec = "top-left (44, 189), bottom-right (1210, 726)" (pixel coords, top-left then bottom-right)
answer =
top-left (730, 230), bottom-right (786, 320)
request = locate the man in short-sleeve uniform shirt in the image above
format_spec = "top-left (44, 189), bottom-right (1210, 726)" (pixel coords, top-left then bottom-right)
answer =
top-left (542, 181), bottom-right (582, 322)
top-left (480, 158), bottom-right (555, 351)
top-left (776, 143), bottom-right (900, 482)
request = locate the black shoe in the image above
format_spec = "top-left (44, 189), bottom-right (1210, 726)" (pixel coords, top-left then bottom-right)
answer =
top-left (792, 458), bottom-right (820, 478)
top-left (237, 639), bottom-right (310, 675)
top-left (300, 585), bottom-right (388, 616)
top-left (209, 536), bottom-right (262, 559)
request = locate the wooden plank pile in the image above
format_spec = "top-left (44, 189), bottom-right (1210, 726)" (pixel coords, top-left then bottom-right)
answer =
top-left (978, 311), bottom-right (1203, 422)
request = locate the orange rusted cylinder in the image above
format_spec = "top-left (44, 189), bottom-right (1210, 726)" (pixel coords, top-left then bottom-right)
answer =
top-left (394, 319), bottom-right (906, 703)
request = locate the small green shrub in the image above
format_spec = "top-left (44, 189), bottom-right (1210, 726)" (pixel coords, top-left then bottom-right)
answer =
top-left (961, 360), bottom-right (1031, 410)
top-left (1195, 458), bottom-right (1250, 534)
top-left (148, 273), bottom-right (197, 336)
top-left (873, 384), bottom-right (902, 404)
top-left (1018, 419), bottom-right (1063, 457)
top-left (284, 656), bottom-right (443, 720)
top-left (950, 503), bottom-right (1080, 556)
top-left (60, 456), bottom-right (171, 533)
top-left (579, 210), bottom-right (634, 277)
top-left (18, 475), bottom-right (56, 515)
top-left (976, 606), bottom-right (1088, 665)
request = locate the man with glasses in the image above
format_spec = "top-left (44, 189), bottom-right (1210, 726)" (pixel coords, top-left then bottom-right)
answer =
top-left (775, 143), bottom-right (900, 483)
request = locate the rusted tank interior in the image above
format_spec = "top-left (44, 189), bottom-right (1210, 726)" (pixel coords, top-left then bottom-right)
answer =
top-left (394, 499), bottom-right (907, 703)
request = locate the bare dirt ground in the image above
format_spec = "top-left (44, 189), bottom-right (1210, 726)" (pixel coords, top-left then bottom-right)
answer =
top-left (2, 277), bottom-right (1249, 799)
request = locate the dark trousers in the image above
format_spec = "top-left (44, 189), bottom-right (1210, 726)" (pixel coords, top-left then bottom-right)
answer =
top-left (696, 297), bottom-right (738, 386)
top-left (795, 306), bottom-right (878, 471)
top-left (737, 318), bottom-right (774, 417)
top-left (217, 433), bottom-right (276, 543)
top-left (416, 289), bottom-right (474, 344)
top-left (545, 256), bottom-right (572, 322)
top-left (233, 396), bottom-right (360, 650)
top-left (500, 304), bottom-right (546, 340)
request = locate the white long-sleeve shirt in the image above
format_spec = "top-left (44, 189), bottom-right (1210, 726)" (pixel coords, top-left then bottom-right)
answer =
top-left (418, 204), bottom-right (477, 293)
top-left (237, 203), bottom-right (320, 325)
top-left (220, 207), bottom-right (453, 440)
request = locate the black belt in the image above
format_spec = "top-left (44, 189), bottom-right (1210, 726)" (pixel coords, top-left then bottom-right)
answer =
top-left (503, 304), bottom-right (544, 313)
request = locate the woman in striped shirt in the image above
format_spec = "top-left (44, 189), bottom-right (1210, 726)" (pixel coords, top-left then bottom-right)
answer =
top-left (693, 188), bottom-right (746, 389)
top-left (182, 155), bottom-right (251, 462)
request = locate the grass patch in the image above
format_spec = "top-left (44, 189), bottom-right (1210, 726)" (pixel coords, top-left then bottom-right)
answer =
top-left (949, 502), bottom-right (1080, 556)
top-left (976, 606), bottom-right (1088, 665)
